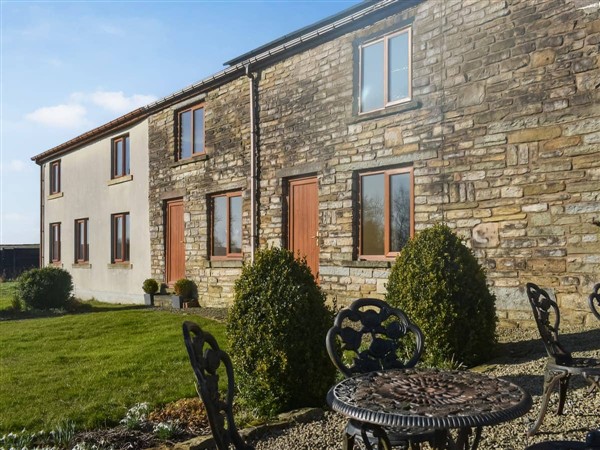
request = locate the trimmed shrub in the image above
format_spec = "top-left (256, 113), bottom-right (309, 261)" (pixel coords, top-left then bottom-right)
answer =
top-left (227, 247), bottom-right (335, 417)
top-left (17, 266), bottom-right (73, 310)
top-left (142, 278), bottom-right (159, 294)
top-left (173, 278), bottom-right (195, 299)
top-left (385, 224), bottom-right (497, 367)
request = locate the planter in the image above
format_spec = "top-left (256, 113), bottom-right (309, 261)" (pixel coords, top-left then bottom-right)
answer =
top-left (171, 295), bottom-right (183, 309)
top-left (144, 293), bottom-right (154, 306)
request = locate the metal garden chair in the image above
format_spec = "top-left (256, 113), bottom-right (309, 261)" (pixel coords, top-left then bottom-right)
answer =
top-left (589, 283), bottom-right (600, 322)
top-left (182, 321), bottom-right (254, 450)
top-left (525, 428), bottom-right (600, 449)
top-left (525, 283), bottom-right (600, 436)
top-left (326, 298), bottom-right (437, 450)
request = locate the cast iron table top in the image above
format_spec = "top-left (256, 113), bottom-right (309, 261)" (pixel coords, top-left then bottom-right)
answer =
top-left (327, 367), bottom-right (532, 433)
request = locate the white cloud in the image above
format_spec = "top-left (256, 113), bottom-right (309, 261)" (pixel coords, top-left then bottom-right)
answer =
top-left (1, 159), bottom-right (32, 173)
top-left (88, 91), bottom-right (157, 114)
top-left (25, 103), bottom-right (88, 128)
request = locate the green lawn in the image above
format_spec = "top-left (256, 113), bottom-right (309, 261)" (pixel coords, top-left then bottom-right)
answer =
top-left (0, 282), bottom-right (18, 310)
top-left (0, 289), bottom-right (228, 433)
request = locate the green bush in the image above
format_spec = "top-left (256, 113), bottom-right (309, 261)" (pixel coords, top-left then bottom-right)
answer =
top-left (173, 278), bottom-right (195, 299)
top-left (385, 224), bottom-right (497, 367)
top-left (17, 266), bottom-right (73, 310)
top-left (142, 278), bottom-right (159, 294)
top-left (227, 247), bottom-right (335, 417)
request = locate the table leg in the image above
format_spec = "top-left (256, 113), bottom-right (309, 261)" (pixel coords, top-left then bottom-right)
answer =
top-left (359, 424), bottom-right (392, 450)
top-left (447, 427), bottom-right (482, 450)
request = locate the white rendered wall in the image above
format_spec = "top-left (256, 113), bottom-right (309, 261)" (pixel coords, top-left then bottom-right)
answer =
top-left (42, 120), bottom-right (151, 303)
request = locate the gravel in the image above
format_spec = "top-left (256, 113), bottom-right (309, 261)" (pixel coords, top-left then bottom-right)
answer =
top-left (247, 325), bottom-right (600, 450)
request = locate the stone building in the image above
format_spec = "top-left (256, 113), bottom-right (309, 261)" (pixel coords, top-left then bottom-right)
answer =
top-left (34, 0), bottom-right (600, 325)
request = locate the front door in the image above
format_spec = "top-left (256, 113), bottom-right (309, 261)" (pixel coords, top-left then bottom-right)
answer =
top-left (166, 199), bottom-right (185, 285)
top-left (288, 177), bottom-right (319, 280)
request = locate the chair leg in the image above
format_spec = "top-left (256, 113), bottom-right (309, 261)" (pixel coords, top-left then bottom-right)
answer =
top-left (557, 374), bottom-right (570, 415)
top-left (343, 433), bottom-right (355, 450)
top-left (528, 368), bottom-right (568, 436)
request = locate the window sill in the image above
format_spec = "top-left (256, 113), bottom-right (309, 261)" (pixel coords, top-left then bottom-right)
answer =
top-left (107, 175), bottom-right (133, 186)
top-left (48, 192), bottom-right (63, 200)
top-left (351, 100), bottom-right (421, 124)
top-left (107, 262), bottom-right (133, 269)
top-left (172, 153), bottom-right (208, 168)
top-left (351, 260), bottom-right (392, 268)
top-left (50, 261), bottom-right (63, 267)
top-left (209, 260), bottom-right (243, 268)
top-left (72, 263), bottom-right (92, 269)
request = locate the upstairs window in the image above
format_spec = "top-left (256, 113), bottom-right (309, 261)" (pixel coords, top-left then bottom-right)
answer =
top-left (359, 167), bottom-right (413, 259)
top-left (111, 212), bottom-right (130, 263)
top-left (360, 28), bottom-right (411, 113)
top-left (75, 218), bottom-right (89, 263)
top-left (211, 192), bottom-right (242, 259)
top-left (112, 135), bottom-right (130, 178)
top-left (50, 222), bottom-right (61, 263)
top-left (50, 160), bottom-right (61, 194)
top-left (178, 104), bottom-right (205, 160)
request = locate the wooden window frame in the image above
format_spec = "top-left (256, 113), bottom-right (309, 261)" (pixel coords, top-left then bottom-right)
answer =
top-left (111, 135), bottom-right (130, 179)
top-left (359, 166), bottom-right (414, 260)
top-left (359, 27), bottom-right (412, 114)
top-left (50, 222), bottom-right (61, 263)
top-left (111, 212), bottom-right (130, 263)
top-left (49, 160), bottom-right (61, 194)
top-left (210, 191), bottom-right (242, 260)
top-left (74, 218), bottom-right (89, 263)
top-left (177, 104), bottom-right (205, 160)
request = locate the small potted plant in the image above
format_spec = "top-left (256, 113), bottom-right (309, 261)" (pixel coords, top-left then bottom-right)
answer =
top-left (142, 278), bottom-right (159, 306)
top-left (172, 278), bottom-right (195, 309)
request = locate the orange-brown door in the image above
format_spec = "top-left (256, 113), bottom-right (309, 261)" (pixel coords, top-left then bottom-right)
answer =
top-left (166, 199), bottom-right (185, 285)
top-left (289, 177), bottom-right (319, 280)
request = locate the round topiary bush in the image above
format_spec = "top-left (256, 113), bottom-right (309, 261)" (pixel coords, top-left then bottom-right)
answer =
top-left (173, 278), bottom-right (195, 299)
top-left (142, 278), bottom-right (159, 295)
top-left (17, 266), bottom-right (73, 310)
top-left (227, 247), bottom-right (335, 417)
top-left (385, 224), bottom-right (497, 368)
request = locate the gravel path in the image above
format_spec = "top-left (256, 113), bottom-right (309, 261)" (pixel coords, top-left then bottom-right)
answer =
top-left (247, 325), bottom-right (600, 450)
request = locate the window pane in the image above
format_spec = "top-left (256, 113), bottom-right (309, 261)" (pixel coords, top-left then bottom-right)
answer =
top-left (180, 111), bottom-right (192, 159)
top-left (390, 173), bottom-right (411, 252)
top-left (85, 220), bottom-right (89, 260)
top-left (193, 108), bottom-right (204, 154)
top-left (229, 195), bottom-right (242, 254)
top-left (213, 197), bottom-right (227, 256)
top-left (361, 41), bottom-right (384, 112)
top-left (115, 140), bottom-right (124, 177)
top-left (388, 32), bottom-right (410, 103)
top-left (124, 137), bottom-right (130, 175)
top-left (115, 216), bottom-right (123, 260)
top-left (51, 163), bottom-right (60, 193)
top-left (361, 174), bottom-right (384, 255)
top-left (125, 214), bottom-right (130, 261)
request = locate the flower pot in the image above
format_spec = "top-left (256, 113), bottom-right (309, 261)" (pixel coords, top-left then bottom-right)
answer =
top-left (171, 295), bottom-right (183, 309)
top-left (144, 293), bottom-right (154, 306)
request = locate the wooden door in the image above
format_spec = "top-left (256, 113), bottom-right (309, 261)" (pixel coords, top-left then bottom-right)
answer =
top-left (166, 199), bottom-right (185, 285)
top-left (288, 177), bottom-right (319, 280)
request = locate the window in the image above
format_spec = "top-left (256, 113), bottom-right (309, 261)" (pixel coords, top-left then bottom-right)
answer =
top-left (111, 213), bottom-right (130, 263)
top-left (360, 167), bottom-right (413, 258)
top-left (211, 192), bottom-right (242, 259)
top-left (50, 160), bottom-right (61, 194)
top-left (178, 104), bottom-right (205, 160)
top-left (360, 28), bottom-right (411, 113)
top-left (112, 135), bottom-right (130, 178)
top-left (50, 222), bottom-right (61, 263)
top-left (74, 218), bottom-right (89, 263)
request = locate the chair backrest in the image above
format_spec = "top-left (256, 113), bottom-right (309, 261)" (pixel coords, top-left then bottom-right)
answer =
top-left (525, 283), bottom-right (573, 365)
top-left (589, 283), bottom-right (600, 321)
top-left (182, 321), bottom-right (252, 450)
top-left (326, 298), bottom-right (424, 377)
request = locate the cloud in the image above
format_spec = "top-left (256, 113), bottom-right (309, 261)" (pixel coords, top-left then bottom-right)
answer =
top-left (25, 103), bottom-right (88, 128)
top-left (88, 91), bottom-right (157, 114)
top-left (1, 159), bottom-right (33, 173)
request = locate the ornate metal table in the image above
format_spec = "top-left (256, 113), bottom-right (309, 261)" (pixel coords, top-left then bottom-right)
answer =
top-left (327, 368), bottom-right (532, 450)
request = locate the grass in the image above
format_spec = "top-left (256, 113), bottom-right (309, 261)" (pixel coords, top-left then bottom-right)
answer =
top-left (0, 282), bottom-right (18, 310)
top-left (0, 282), bottom-right (228, 433)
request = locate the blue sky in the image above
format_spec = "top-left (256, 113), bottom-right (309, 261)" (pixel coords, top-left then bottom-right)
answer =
top-left (1, 0), bottom-right (360, 244)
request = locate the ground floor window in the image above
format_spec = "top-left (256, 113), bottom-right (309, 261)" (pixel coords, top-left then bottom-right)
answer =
top-left (75, 218), bottom-right (89, 263)
top-left (111, 212), bottom-right (130, 263)
top-left (211, 191), bottom-right (242, 259)
top-left (359, 166), bottom-right (413, 259)
top-left (50, 222), bottom-right (61, 263)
